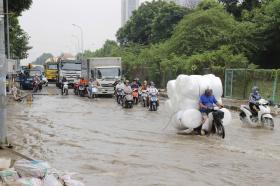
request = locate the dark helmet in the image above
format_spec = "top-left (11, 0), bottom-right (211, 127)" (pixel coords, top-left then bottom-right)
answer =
top-left (205, 88), bottom-right (213, 96)
top-left (252, 86), bottom-right (259, 93)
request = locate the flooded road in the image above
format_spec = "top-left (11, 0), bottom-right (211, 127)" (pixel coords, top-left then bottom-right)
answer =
top-left (6, 85), bottom-right (280, 185)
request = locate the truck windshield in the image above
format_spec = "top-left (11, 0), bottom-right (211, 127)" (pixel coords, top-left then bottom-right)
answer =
top-left (47, 64), bottom-right (57, 70)
top-left (61, 63), bottom-right (81, 71)
top-left (97, 68), bottom-right (121, 79)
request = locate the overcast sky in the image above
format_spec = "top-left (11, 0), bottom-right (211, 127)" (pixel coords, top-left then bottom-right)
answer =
top-left (19, 0), bottom-right (149, 63)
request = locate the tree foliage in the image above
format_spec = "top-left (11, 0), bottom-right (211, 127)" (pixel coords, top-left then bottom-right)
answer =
top-left (83, 0), bottom-right (280, 87)
top-left (8, 0), bottom-right (33, 16)
top-left (116, 0), bottom-right (188, 46)
top-left (7, 0), bottom-right (33, 59)
top-left (9, 16), bottom-right (32, 59)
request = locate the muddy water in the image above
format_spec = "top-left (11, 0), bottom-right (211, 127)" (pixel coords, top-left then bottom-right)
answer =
top-left (6, 86), bottom-right (280, 185)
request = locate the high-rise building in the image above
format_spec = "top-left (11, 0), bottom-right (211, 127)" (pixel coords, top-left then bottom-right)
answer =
top-left (167, 0), bottom-right (201, 9)
top-left (121, 0), bottom-right (140, 26)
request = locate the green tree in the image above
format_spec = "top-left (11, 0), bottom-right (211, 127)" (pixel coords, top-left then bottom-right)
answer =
top-left (9, 16), bottom-right (32, 59)
top-left (8, 0), bottom-right (33, 16)
top-left (7, 0), bottom-right (33, 59)
top-left (116, 0), bottom-right (188, 46)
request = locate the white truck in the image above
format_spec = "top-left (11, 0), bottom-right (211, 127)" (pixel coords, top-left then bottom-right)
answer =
top-left (82, 57), bottom-right (122, 96)
top-left (57, 58), bottom-right (82, 87)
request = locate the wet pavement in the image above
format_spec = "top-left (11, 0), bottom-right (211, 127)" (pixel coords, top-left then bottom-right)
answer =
top-left (5, 85), bottom-right (280, 186)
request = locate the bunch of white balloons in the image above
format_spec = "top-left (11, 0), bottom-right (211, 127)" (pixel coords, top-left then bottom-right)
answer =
top-left (165, 74), bottom-right (232, 130)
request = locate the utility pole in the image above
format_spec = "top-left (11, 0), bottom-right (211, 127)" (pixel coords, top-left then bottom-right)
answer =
top-left (0, 0), bottom-right (8, 146)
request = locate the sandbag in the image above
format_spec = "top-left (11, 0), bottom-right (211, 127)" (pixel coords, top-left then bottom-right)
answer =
top-left (181, 109), bottom-right (202, 129)
top-left (14, 160), bottom-right (50, 179)
top-left (0, 158), bottom-right (11, 170)
top-left (0, 168), bottom-right (19, 183)
top-left (220, 108), bottom-right (232, 126)
top-left (61, 175), bottom-right (84, 186)
top-left (9, 177), bottom-right (43, 186)
top-left (43, 174), bottom-right (63, 186)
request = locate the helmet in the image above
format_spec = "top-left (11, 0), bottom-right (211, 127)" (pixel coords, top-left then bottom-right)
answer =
top-left (252, 86), bottom-right (259, 93)
top-left (150, 81), bottom-right (155, 87)
top-left (125, 80), bottom-right (129, 84)
top-left (205, 88), bottom-right (213, 96)
top-left (143, 80), bottom-right (147, 85)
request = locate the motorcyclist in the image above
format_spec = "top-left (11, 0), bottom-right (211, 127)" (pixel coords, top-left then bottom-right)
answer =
top-left (131, 79), bottom-right (139, 89)
top-left (148, 81), bottom-right (159, 109)
top-left (61, 76), bottom-right (67, 88)
top-left (116, 80), bottom-right (124, 91)
top-left (33, 74), bottom-right (41, 92)
top-left (249, 86), bottom-right (262, 116)
top-left (136, 78), bottom-right (141, 87)
top-left (79, 77), bottom-right (87, 85)
top-left (141, 80), bottom-right (148, 91)
top-left (124, 80), bottom-right (132, 94)
top-left (199, 88), bottom-right (223, 135)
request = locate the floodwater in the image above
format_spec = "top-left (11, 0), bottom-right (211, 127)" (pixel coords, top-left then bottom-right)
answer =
top-left (6, 85), bottom-right (280, 186)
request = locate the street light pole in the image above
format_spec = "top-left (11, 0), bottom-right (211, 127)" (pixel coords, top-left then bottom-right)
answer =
top-left (4, 0), bottom-right (9, 59)
top-left (72, 24), bottom-right (84, 58)
top-left (72, 35), bottom-right (81, 54)
top-left (0, 0), bottom-right (8, 147)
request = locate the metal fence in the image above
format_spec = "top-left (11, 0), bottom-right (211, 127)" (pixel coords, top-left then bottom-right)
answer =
top-left (224, 69), bottom-right (280, 104)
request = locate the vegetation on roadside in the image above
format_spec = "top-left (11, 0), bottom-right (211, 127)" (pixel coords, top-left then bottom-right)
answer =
top-left (8, 0), bottom-right (33, 59)
top-left (82, 0), bottom-right (280, 86)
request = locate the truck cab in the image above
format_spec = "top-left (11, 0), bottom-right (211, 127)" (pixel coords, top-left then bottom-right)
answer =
top-left (92, 66), bottom-right (121, 95)
top-left (57, 59), bottom-right (82, 88)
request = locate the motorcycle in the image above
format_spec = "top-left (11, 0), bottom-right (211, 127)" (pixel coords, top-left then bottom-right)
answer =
top-left (116, 88), bottom-right (124, 104)
top-left (184, 108), bottom-right (225, 138)
top-left (132, 88), bottom-right (139, 104)
top-left (240, 99), bottom-right (274, 129)
top-left (32, 80), bottom-right (41, 93)
top-left (140, 90), bottom-right (148, 107)
top-left (62, 82), bottom-right (69, 95)
top-left (78, 83), bottom-right (87, 97)
top-left (122, 93), bottom-right (134, 108)
top-left (149, 93), bottom-right (158, 111)
top-left (73, 83), bottom-right (79, 95)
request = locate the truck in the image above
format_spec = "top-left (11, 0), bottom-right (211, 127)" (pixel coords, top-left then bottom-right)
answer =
top-left (44, 58), bottom-right (58, 82)
top-left (56, 58), bottom-right (82, 88)
top-left (82, 57), bottom-right (122, 96)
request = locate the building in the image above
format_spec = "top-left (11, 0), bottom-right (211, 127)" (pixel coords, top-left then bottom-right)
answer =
top-left (121, 0), bottom-right (140, 26)
top-left (167, 0), bottom-right (201, 9)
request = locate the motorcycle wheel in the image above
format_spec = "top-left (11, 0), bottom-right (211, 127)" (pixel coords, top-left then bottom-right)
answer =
top-left (213, 121), bottom-right (225, 139)
top-left (263, 118), bottom-right (274, 130)
top-left (66, 89), bottom-right (68, 95)
top-left (239, 111), bottom-right (246, 121)
top-left (79, 91), bottom-right (84, 97)
top-left (143, 100), bottom-right (146, 107)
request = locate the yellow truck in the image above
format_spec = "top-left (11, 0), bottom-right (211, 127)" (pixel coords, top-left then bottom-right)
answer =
top-left (44, 58), bottom-right (58, 81)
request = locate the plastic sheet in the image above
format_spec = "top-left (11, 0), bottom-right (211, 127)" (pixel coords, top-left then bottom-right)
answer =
top-left (43, 174), bottom-right (63, 186)
top-left (181, 109), bottom-right (202, 129)
top-left (220, 108), bottom-right (232, 126)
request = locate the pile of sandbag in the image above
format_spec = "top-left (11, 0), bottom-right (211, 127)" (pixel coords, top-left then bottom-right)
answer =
top-left (165, 74), bottom-right (231, 130)
top-left (0, 159), bottom-right (84, 186)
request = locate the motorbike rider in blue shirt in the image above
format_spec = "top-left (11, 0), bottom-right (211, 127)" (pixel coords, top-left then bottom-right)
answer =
top-left (199, 88), bottom-right (223, 135)
top-left (249, 86), bottom-right (262, 116)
